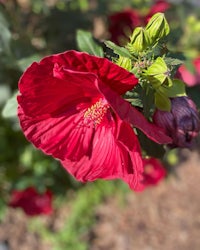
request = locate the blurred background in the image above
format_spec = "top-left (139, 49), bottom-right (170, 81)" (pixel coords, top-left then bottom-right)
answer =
top-left (0, 0), bottom-right (200, 249)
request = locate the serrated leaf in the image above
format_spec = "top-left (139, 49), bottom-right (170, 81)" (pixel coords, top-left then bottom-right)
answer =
top-left (154, 91), bottom-right (171, 111)
top-left (104, 40), bottom-right (132, 58)
top-left (76, 30), bottom-right (104, 57)
top-left (2, 92), bottom-right (18, 118)
top-left (159, 79), bottom-right (186, 98)
top-left (165, 57), bottom-right (183, 67)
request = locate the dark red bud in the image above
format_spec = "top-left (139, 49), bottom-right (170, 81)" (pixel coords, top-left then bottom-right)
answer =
top-left (153, 96), bottom-right (200, 148)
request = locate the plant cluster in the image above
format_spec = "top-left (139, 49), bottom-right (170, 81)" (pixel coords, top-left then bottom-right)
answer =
top-left (0, 1), bottom-right (200, 249)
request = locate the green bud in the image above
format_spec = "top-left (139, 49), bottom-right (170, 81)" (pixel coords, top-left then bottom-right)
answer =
top-left (127, 27), bottom-right (150, 53)
top-left (116, 56), bottom-right (132, 71)
top-left (144, 57), bottom-right (170, 87)
top-left (145, 12), bottom-right (170, 45)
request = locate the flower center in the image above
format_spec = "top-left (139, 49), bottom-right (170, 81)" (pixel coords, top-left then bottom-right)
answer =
top-left (84, 98), bottom-right (109, 127)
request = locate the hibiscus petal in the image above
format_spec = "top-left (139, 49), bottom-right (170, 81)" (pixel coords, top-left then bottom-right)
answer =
top-left (18, 106), bottom-right (95, 161)
top-left (61, 118), bottom-right (144, 191)
top-left (95, 79), bottom-right (173, 144)
top-left (18, 51), bottom-right (138, 118)
top-left (18, 62), bottom-right (100, 117)
top-left (49, 50), bottom-right (138, 94)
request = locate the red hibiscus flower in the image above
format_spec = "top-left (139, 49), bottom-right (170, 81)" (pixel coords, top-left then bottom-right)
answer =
top-left (142, 157), bottom-right (166, 187)
top-left (9, 187), bottom-right (53, 216)
top-left (108, 0), bottom-right (170, 45)
top-left (108, 9), bottom-right (142, 45)
top-left (17, 50), bottom-right (171, 191)
top-left (176, 57), bottom-right (200, 87)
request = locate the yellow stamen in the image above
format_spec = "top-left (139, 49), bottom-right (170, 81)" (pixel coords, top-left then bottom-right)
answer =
top-left (84, 99), bottom-right (109, 127)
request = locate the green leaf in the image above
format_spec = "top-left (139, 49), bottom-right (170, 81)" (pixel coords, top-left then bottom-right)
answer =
top-left (104, 40), bottom-right (132, 58)
top-left (144, 57), bottom-right (169, 87)
top-left (145, 57), bottom-right (168, 75)
top-left (159, 79), bottom-right (186, 98)
top-left (0, 85), bottom-right (11, 105)
top-left (130, 98), bottom-right (143, 108)
top-left (76, 30), bottom-right (104, 57)
top-left (165, 57), bottom-right (183, 67)
top-left (0, 12), bottom-right (11, 54)
top-left (2, 91), bottom-right (18, 118)
top-left (154, 91), bottom-right (171, 111)
top-left (17, 54), bottom-right (42, 71)
top-left (78, 0), bottom-right (89, 11)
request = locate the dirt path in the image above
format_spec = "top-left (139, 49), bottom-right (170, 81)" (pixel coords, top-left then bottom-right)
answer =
top-left (90, 151), bottom-right (200, 250)
top-left (0, 151), bottom-right (200, 250)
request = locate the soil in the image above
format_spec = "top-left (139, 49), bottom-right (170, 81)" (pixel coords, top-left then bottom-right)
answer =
top-left (0, 150), bottom-right (200, 250)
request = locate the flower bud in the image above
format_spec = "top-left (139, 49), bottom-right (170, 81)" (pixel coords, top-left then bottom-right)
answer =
top-left (116, 56), bottom-right (132, 71)
top-left (153, 96), bottom-right (200, 148)
top-left (145, 12), bottom-right (170, 45)
top-left (127, 27), bottom-right (150, 53)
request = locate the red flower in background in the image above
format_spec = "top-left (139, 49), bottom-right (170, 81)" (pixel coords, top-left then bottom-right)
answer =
top-left (145, 0), bottom-right (171, 23)
top-left (17, 50), bottom-right (171, 191)
top-left (176, 57), bottom-right (200, 87)
top-left (9, 187), bottom-right (53, 216)
top-left (142, 157), bottom-right (166, 187)
top-left (108, 9), bottom-right (142, 45)
top-left (108, 0), bottom-right (171, 45)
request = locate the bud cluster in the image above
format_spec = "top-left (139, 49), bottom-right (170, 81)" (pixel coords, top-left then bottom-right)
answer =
top-left (106, 12), bottom-right (200, 148)
top-left (126, 12), bottom-right (170, 54)
top-left (121, 13), bottom-right (187, 112)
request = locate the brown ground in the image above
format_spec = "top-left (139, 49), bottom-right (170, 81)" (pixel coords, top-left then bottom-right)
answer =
top-left (0, 150), bottom-right (200, 250)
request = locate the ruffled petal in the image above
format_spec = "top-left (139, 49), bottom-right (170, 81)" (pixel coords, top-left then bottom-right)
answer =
top-left (47, 50), bottom-right (138, 94)
top-left (61, 117), bottom-right (144, 191)
top-left (18, 63), bottom-right (100, 117)
top-left (18, 51), bottom-right (138, 118)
